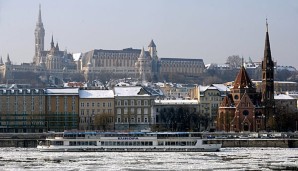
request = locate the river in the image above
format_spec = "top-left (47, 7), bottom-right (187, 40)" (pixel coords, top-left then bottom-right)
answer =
top-left (0, 147), bottom-right (297, 170)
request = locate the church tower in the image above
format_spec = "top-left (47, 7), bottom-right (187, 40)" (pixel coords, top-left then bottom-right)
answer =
top-left (34, 4), bottom-right (45, 64)
top-left (261, 20), bottom-right (275, 126)
top-left (261, 21), bottom-right (275, 107)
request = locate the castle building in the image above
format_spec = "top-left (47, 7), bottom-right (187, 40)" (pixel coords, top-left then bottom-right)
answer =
top-left (216, 21), bottom-right (275, 132)
top-left (1, 5), bottom-right (205, 84)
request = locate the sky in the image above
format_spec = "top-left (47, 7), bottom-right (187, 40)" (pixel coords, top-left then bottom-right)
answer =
top-left (0, 0), bottom-right (298, 68)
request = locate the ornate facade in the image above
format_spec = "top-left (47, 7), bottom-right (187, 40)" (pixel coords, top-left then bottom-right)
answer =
top-left (1, 5), bottom-right (205, 84)
top-left (216, 22), bottom-right (275, 132)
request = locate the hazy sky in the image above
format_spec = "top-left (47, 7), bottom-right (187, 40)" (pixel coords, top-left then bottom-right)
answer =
top-left (0, 0), bottom-right (297, 68)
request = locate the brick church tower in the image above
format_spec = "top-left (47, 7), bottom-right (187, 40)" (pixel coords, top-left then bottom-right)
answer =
top-left (261, 20), bottom-right (275, 128)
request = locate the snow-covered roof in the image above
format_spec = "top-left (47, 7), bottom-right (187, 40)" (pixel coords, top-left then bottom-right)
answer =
top-left (73, 53), bottom-right (82, 61)
top-left (46, 88), bottom-right (79, 95)
top-left (274, 94), bottom-right (295, 100)
top-left (213, 84), bottom-right (230, 92)
top-left (114, 86), bottom-right (150, 96)
top-left (155, 100), bottom-right (198, 105)
top-left (79, 90), bottom-right (114, 98)
top-left (198, 85), bottom-right (209, 92)
top-left (115, 82), bottom-right (130, 87)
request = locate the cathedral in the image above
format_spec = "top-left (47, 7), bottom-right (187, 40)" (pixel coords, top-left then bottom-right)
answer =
top-left (216, 21), bottom-right (275, 132)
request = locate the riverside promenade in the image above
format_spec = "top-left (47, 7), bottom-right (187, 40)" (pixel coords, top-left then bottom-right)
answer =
top-left (0, 133), bottom-right (298, 148)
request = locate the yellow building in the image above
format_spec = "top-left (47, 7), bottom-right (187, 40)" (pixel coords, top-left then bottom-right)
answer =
top-left (78, 89), bottom-right (115, 131)
top-left (0, 89), bottom-right (46, 133)
top-left (45, 88), bottom-right (79, 132)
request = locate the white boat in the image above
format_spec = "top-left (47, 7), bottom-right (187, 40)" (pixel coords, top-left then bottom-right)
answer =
top-left (37, 131), bottom-right (222, 152)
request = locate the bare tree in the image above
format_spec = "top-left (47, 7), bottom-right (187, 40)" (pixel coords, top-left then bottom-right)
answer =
top-left (94, 113), bottom-right (113, 131)
top-left (226, 55), bottom-right (242, 69)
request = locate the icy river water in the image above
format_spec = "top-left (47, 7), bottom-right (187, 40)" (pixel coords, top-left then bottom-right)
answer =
top-left (0, 147), bottom-right (297, 170)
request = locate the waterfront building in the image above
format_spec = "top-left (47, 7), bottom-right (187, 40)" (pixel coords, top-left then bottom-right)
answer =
top-left (0, 88), bottom-right (46, 133)
top-left (113, 86), bottom-right (155, 131)
top-left (274, 94), bottom-right (297, 114)
top-left (197, 84), bottom-right (229, 130)
top-left (45, 88), bottom-right (79, 131)
top-left (78, 89), bottom-right (114, 130)
top-left (153, 99), bottom-right (199, 131)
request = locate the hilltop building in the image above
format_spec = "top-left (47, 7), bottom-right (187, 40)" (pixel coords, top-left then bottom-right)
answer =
top-left (0, 6), bottom-right (205, 85)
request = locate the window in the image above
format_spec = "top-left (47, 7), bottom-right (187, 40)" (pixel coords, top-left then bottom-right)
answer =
top-left (86, 103), bottom-right (89, 107)
top-left (103, 103), bottom-right (106, 107)
top-left (117, 100), bottom-right (121, 106)
top-left (117, 108), bottom-right (121, 115)
top-left (92, 102), bottom-right (94, 107)
top-left (144, 118), bottom-right (148, 122)
top-left (131, 100), bottom-right (134, 106)
top-left (144, 100), bottom-right (148, 106)
top-left (144, 108), bottom-right (148, 115)
top-left (81, 102), bottom-right (84, 107)
top-left (137, 108), bottom-right (141, 114)
top-left (124, 100), bottom-right (128, 106)
top-left (137, 117), bottom-right (141, 123)
top-left (131, 108), bottom-right (135, 114)
top-left (97, 102), bottom-right (100, 107)
top-left (131, 117), bottom-right (135, 123)
top-left (117, 117), bottom-right (121, 123)
top-left (137, 100), bottom-right (141, 106)
top-left (124, 108), bottom-right (128, 114)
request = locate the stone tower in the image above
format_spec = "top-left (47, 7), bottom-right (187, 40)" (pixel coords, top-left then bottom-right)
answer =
top-left (135, 47), bottom-right (151, 83)
top-left (34, 4), bottom-right (45, 64)
top-left (148, 40), bottom-right (159, 81)
top-left (261, 20), bottom-right (275, 126)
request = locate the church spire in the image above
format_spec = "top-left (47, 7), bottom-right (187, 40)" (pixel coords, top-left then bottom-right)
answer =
top-left (6, 54), bottom-right (11, 65)
top-left (264, 19), bottom-right (272, 63)
top-left (38, 4), bottom-right (42, 24)
top-left (34, 4), bottom-right (45, 64)
top-left (51, 35), bottom-right (55, 48)
top-left (261, 19), bottom-right (275, 121)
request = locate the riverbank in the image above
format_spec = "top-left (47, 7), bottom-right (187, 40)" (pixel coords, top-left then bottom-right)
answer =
top-left (0, 133), bottom-right (298, 148)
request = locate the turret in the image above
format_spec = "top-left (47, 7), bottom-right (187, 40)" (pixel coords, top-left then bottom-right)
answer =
top-left (6, 54), bottom-right (11, 65)
top-left (148, 39), bottom-right (157, 59)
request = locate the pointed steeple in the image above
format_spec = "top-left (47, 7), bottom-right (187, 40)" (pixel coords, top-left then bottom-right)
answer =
top-left (34, 4), bottom-right (45, 64)
top-left (264, 18), bottom-right (272, 64)
top-left (51, 35), bottom-right (55, 48)
top-left (38, 4), bottom-right (42, 24)
top-left (148, 39), bottom-right (156, 47)
top-left (56, 42), bottom-right (59, 51)
top-left (139, 47), bottom-right (146, 58)
top-left (261, 19), bottom-right (275, 107)
top-left (0, 56), bottom-right (3, 65)
top-left (6, 54), bottom-right (11, 65)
